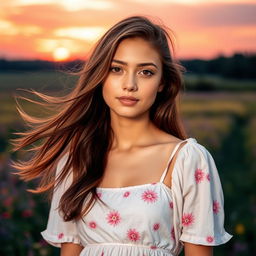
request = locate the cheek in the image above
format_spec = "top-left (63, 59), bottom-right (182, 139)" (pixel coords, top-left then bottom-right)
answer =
top-left (102, 78), bottom-right (116, 106)
top-left (142, 81), bottom-right (161, 101)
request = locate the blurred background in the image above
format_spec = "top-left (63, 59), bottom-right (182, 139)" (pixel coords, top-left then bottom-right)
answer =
top-left (0, 0), bottom-right (255, 255)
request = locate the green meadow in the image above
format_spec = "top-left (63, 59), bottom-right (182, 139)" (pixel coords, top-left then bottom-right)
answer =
top-left (0, 71), bottom-right (255, 255)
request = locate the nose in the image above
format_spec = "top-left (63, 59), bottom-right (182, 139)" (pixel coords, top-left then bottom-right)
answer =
top-left (122, 73), bottom-right (138, 91)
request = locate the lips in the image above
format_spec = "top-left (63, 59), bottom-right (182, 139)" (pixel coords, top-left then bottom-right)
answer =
top-left (117, 96), bottom-right (139, 101)
top-left (117, 96), bottom-right (139, 106)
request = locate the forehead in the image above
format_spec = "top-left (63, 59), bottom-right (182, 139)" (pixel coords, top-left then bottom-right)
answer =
top-left (113, 37), bottom-right (161, 65)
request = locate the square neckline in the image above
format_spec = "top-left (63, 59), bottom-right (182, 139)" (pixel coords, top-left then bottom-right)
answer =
top-left (96, 138), bottom-right (195, 190)
top-left (96, 181), bottom-right (173, 194)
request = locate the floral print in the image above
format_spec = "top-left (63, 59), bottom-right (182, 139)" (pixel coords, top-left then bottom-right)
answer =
top-left (89, 221), bottom-right (97, 229)
top-left (195, 168), bottom-right (205, 183)
top-left (58, 233), bottom-right (64, 239)
top-left (153, 223), bottom-right (160, 231)
top-left (106, 211), bottom-right (121, 226)
top-left (213, 200), bottom-right (220, 214)
top-left (141, 190), bottom-right (158, 203)
top-left (206, 236), bottom-right (214, 243)
top-left (182, 213), bottom-right (195, 227)
top-left (42, 138), bottom-right (232, 254)
top-left (171, 227), bottom-right (175, 240)
top-left (123, 191), bottom-right (130, 198)
top-left (97, 192), bottom-right (102, 198)
top-left (127, 228), bottom-right (140, 242)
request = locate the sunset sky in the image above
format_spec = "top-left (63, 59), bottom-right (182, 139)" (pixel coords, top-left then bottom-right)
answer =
top-left (0, 0), bottom-right (255, 61)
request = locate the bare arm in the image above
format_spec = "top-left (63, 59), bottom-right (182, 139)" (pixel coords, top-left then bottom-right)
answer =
top-left (61, 243), bottom-right (84, 256)
top-left (184, 242), bottom-right (213, 256)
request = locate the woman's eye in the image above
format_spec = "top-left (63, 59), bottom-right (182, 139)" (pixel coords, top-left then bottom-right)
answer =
top-left (110, 66), bottom-right (122, 73)
top-left (140, 70), bottom-right (154, 76)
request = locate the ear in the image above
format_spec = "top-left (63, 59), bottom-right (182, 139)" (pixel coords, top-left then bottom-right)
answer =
top-left (157, 83), bottom-right (164, 92)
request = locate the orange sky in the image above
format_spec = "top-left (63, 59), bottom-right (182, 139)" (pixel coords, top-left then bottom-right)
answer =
top-left (0, 0), bottom-right (255, 60)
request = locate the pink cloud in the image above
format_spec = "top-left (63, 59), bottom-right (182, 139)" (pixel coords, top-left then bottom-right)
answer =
top-left (0, 1), bottom-right (255, 59)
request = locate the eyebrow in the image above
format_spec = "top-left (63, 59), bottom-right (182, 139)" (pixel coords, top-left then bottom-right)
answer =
top-left (112, 59), bottom-right (158, 69)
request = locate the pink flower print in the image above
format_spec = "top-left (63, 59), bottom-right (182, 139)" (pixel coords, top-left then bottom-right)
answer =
top-left (206, 173), bottom-right (211, 181)
top-left (97, 192), bottom-right (102, 198)
top-left (169, 201), bottom-right (173, 209)
top-left (101, 252), bottom-right (104, 256)
top-left (89, 221), bottom-right (97, 229)
top-left (151, 182), bottom-right (157, 185)
top-left (195, 168), bottom-right (205, 183)
top-left (123, 191), bottom-right (130, 198)
top-left (141, 189), bottom-right (158, 203)
top-left (206, 236), bottom-right (214, 243)
top-left (213, 200), bottom-right (220, 214)
top-left (58, 233), bottom-right (64, 239)
top-left (171, 227), bottom-right (175, 240)
top-left (153, 223), bottom-right (160, 231)
top-left (127, 228), bottom-right (140, 242)
top-left (182, 213), bottom-right (194, 227)
top-left (106, 210), bottom-right (121, 226)
top-left (150, 245), bottom-right (157, 249)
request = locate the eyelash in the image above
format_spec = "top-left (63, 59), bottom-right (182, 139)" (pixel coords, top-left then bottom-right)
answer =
top-left (110, 66), bottom-right (155, 77)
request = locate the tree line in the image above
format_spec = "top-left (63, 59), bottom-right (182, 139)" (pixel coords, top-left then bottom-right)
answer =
top-left (0, 53), bottom-right (255, 79)
top-left (180, 53), bottom-right (256, 79)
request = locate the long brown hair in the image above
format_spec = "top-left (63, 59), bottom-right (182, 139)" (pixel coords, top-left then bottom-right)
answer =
top-left (12, 16), bottom-right (187, 221)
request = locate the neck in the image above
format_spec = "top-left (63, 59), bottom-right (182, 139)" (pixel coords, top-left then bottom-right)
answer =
top-left (110, 113), bottom-right (158, 151)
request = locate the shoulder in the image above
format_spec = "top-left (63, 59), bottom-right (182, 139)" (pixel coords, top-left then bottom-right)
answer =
top-left (178, 138), bottom-right (213, 163)
top-left (172, 138), bottom-right (221, 191)
top-left (174, 138), bottom-right (217, 178)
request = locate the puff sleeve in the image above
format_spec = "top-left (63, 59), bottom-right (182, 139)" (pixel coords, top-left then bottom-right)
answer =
top-left (41, 155), bottom-right (82, 247)
top-left (171, 138), bottom-right (232, 250)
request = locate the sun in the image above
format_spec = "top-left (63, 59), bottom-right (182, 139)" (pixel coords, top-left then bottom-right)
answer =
top-left (53, 47), bottom-right (70, 61)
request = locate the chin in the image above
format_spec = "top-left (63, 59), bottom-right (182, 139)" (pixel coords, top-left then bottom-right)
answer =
top-left (110, 109), bottom-right (149, 120)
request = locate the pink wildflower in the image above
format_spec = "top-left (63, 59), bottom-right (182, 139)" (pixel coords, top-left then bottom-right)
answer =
top-left (1, 212), bottom-right (11, 219)
top-left (213, 200), bottom-right (220, 214)
top-left (169, 201), bottom-right (173, 209)
top-left (3, 197), bottom-right (13, 207)
top-left (150, 245), bottom-right (157, 249)
top-left (195, 168), bottom-right (205, 183)
top-left (206, 173), bottom-right (211, 181)
top-left (106, 210), bottom-right (121, 226)
top-left (141, 190), bottom-right (158, 203)
top-left (182, 213), bottom-right (194, 227)
top-left (127, 228), bottom-right (140, 242)
top-left (22, 209), bottom-right (33, 218)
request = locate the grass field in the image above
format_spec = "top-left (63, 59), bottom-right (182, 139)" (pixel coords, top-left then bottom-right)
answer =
top-left (0, 71), bottom-right (255, 256)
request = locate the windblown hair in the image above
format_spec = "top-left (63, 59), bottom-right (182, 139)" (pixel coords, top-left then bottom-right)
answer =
top-left (12, 16), bottom-right (187, 221)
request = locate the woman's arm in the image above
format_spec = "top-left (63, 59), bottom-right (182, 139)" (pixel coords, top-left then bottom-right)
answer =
top-left (184, 242), bottom-right (213, 256)
top-left (61, 243), bottom-right (84, 256)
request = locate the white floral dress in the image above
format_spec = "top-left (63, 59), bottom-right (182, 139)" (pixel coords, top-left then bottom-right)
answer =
top-left (41, 138), bottom-right (232, 255)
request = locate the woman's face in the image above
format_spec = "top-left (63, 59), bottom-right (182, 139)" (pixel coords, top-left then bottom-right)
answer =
top-left (102, 37), bottom-right (163, 120)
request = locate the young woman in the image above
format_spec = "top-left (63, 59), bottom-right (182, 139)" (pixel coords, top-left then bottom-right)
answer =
top-left (13, 16), bottom-right (232, 256)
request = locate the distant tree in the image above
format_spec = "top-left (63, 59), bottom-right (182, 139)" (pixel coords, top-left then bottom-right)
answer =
top-left (181, 52), bottom-right (256, 79)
